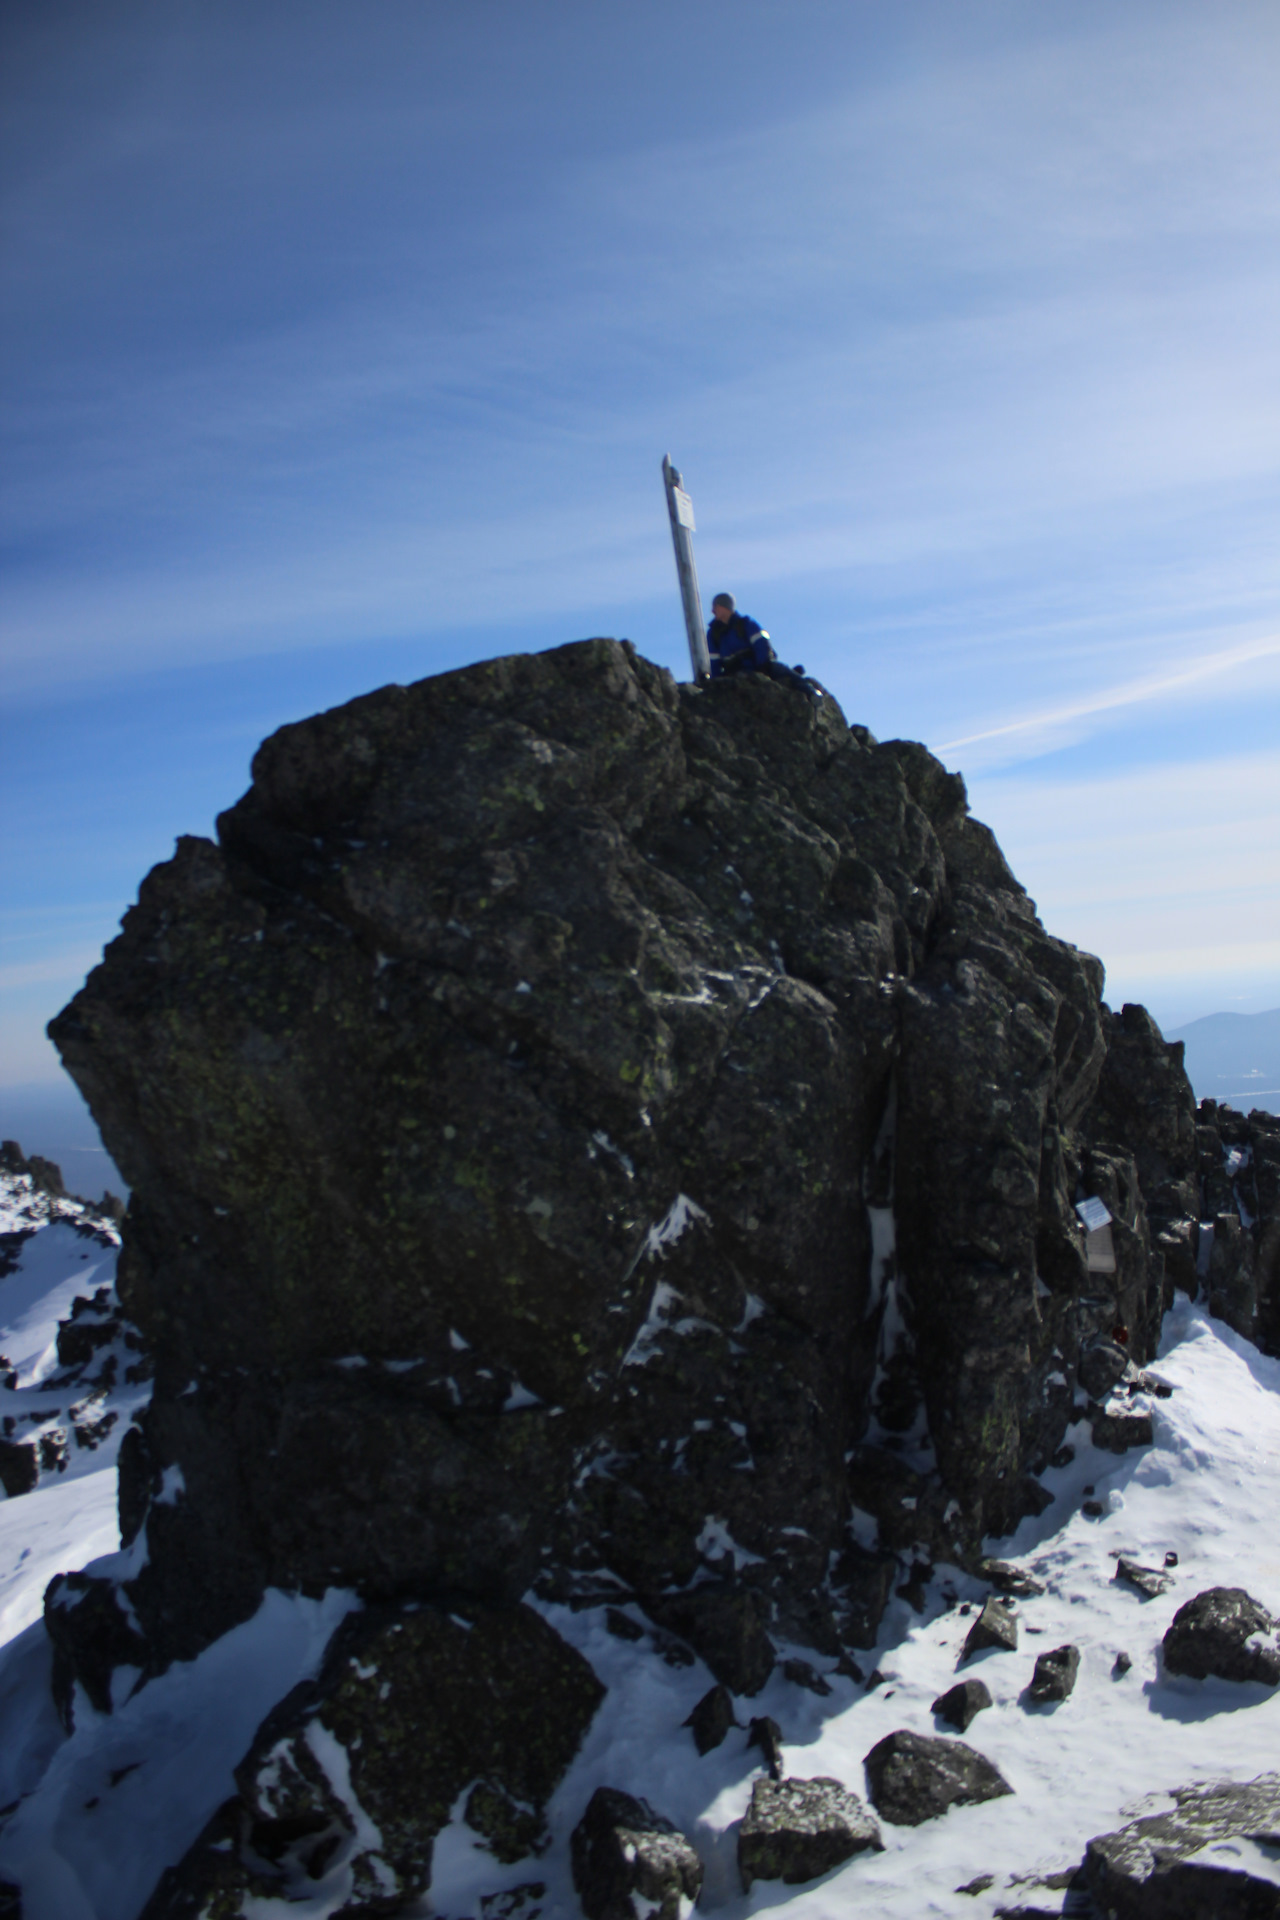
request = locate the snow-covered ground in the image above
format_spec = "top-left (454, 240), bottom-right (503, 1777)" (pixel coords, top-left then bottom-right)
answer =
top-left (1, 1163), bottom-right (1277, 1919)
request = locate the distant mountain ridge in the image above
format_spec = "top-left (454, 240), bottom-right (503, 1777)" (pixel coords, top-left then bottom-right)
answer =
top-left (1165, 1006), bottom-right (1280, 1110)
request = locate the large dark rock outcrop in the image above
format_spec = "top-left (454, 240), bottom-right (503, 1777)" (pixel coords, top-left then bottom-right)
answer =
top-left (1084, 1771), bottom-right (1280, 1918)
top-left (48, 639), bottom-right (1200, 1687)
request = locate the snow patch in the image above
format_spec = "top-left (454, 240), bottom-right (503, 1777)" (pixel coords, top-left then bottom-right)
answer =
top-left (640, 1193), bottom-right (709, 1262)
top-left (154, 1465), bottom-right (185, 1507)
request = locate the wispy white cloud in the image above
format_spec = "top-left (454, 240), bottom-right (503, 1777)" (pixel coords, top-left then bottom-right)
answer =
top-left (939, 633), bottom-right (1280, 762)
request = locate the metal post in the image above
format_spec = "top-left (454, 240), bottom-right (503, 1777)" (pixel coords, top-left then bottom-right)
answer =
top-left (663, 455), bottom-right (710, 681)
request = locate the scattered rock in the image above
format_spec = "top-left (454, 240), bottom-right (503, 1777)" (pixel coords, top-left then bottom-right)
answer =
top-left (863, 1730), bottom-right (1014, 1826)
top-left (747, 1715), bottom-right (785, 1780)
top-left (1090, 1403), bottom-right (1155, 1453)
top-left (932, 1678), bottom-right (993, 1732)
top-left (44, 1570), bottom-right (151, 1728)
top-left (480, 1886), bottom-right (546, 1920)
top-left (782, 1656), bottom-right (832, 1695)
top-left (0, 1439), bottom-right (37, 1499)
top-left (897, 1570), bottom-right (930, 1612)
top-left (1082, 1499), bottom-right (1105, 1518)
top-left (1114, 1556), bottom-right (1173, 1598)
top-left (830, 1539), bottom-right (899, 1648)
top-left (1027, 1644), bottom-right (1079, 1703)
top-left (649, 1585), bottom-right (775, 1697)
top-left (684, 1684), bottom-right (738, 1755)
top-left (1084, 1770), bottom-right (1280, 1918)
top-left (651, 1629), bottom-right (697, 1669)
top-left (56, 1292), bottom-right (122, 1369)
top-left (738, 1776), bottom-right (883, 1891)
top-left (1113, 1651), bottom-right (1133, 1677)
top-left (956, 1874), bottom-right (996, 1895)
top-left (980, 1559), bottom-right (1046, 1598)
top-left (1078, 1338), bottom-right (1133, 1400)
top-left (1162, 1587), bottom-right (1280, 1686)
top-left (1049, 1443), bottom-right (1075, 1469)
top-left (961, 1598), bottom-right (1018, 1661)
top-left (571, 1787), bottom-right (703, 1920)
top-left (605, 1607), bottom-right (644, 1641)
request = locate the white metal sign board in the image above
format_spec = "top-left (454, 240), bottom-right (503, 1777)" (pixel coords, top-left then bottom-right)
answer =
top-left (673, 487), bottom-right (695, 531)
top-left (1075, 1196), bottom-right (1112, 1233)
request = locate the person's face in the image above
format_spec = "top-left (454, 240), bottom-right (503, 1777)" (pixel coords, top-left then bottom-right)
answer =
top-left (713, 602), bottom-right (733, 624)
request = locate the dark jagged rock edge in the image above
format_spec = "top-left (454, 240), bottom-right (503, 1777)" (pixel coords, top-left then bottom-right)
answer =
top-left (38, 638), bottom-right (1280, 1912)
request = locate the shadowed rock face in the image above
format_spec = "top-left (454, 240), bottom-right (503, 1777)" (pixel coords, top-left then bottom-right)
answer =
top-left (1197, 1102), bottom-right (1280, 1352)
top-left (48, 639), bottom-right (1197, 1678)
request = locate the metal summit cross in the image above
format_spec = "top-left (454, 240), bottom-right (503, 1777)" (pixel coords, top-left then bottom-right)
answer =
top-left (662, 455), bottom-right (711, 681)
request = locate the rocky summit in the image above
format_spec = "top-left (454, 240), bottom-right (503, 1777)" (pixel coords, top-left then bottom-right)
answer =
top-left (48, 639), bottom-right (1261, 1672)
top-left (39, 638), bottom-right (1280, 1911)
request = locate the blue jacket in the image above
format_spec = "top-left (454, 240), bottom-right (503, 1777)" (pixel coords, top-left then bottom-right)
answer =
top-left (707, 612), bottom-right (772, 677)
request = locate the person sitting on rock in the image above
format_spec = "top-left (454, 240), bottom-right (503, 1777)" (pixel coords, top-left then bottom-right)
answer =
top-left (706, 594), bottom-right (817, 698)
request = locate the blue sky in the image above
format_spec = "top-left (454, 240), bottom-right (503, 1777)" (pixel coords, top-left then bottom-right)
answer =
top-left (3, 0), bottom-right (1278, 1118)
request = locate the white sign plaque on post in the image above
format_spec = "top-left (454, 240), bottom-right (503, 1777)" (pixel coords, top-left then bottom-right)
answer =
top-left (1075, 1197), bottom-right (1112, 1233)
top-left (1075, 1195), bottom-right (1116, 1273)
top-left (662, 455), bottom-right (710, 681)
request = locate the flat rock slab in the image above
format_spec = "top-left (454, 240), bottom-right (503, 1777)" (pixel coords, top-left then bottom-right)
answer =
top-left (1163, 1587), bottom-right (1280, 1686)
top-left (864, 1730), bottom-right (1013, 1826)
top-left (962, 1598), bottom-right (1018, 1661)
top-left (1091, 1403), bottom-right (1155, 1453)
top-left (932, 1678), bottom-right (993, 1732)
top-left (980, 1559), bottom-right (1046, 1598)
top-left (1085, 1770), bottom-right (1280, 1918)
top-left (1028, 1644), bottom-right (1079, 1704)
top-left (1115, 1557), bottom-right (1173, 1598)
top-left (738, 1776), bottom-right (883, 1890)
top-left (571, 1787), bottom-right (704, 1920)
